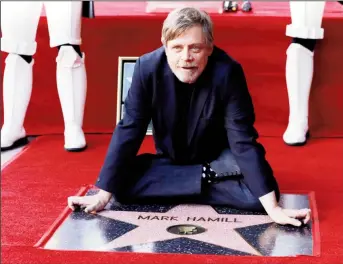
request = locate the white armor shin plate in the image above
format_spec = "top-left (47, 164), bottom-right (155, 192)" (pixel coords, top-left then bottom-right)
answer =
top-left (283, 43), bottom-right (313, 145)
top-left (1, 54), bottom-right (33, 148)
top-left (56, 46), bottom-right (87, 151)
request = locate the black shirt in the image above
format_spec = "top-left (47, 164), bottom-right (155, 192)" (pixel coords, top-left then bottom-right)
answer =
top-left (172, 78), bottom-right (195, 163)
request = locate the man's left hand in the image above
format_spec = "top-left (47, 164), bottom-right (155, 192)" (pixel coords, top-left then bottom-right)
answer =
top-left (268, 206), bottom-right (311, 227)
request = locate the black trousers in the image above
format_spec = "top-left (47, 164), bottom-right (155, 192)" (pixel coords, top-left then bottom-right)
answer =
top-left (116, 148), bottom-right (280, 212)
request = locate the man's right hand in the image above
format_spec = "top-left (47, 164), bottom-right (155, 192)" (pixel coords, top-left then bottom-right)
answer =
top-left (67, 189), bottom-right (112, 213)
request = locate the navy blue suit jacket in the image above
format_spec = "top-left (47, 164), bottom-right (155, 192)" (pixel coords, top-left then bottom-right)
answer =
top-left (96, 46), bottom-right (276, 199)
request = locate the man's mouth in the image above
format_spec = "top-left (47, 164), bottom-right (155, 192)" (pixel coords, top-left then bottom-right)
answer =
top-left (181, 66), bottom-right (197, 70)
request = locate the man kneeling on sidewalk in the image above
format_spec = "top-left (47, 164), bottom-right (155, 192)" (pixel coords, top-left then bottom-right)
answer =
top-left (68, 7), bottom-right (311, 227)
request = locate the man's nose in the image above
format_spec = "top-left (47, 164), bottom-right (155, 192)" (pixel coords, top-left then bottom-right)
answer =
top-left (181, 48), bottom-right (193, 61)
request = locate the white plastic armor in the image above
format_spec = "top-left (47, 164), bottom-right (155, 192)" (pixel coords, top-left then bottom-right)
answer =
top-left (1, 1), bottom-right (87, 151)
top-left (283, 2), bottom-right (326, 146)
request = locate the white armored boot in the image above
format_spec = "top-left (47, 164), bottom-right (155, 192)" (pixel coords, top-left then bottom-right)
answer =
top-left (283, 43), bottom-right (313, 146)
top-left (1, 54), bottom-right (33, 151)
top-left (56, 46), bottom-right (87, 151)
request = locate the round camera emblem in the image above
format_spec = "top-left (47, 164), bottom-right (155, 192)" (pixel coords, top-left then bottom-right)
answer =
top-left (167, 224), bottom-right (206, 235)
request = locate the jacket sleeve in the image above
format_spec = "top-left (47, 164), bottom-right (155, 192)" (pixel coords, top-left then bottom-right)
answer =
top-left (224, 62), bottom-right (278, 198)
top-left (95, 58), bottom-right (152, 194)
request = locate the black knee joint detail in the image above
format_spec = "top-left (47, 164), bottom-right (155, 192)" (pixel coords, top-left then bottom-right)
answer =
top-left (292, 38), bottom-right (317, 52)
top-left (58, 44), bottom-right (83, 58)
top-left (19, 55), bottom-right (33, 64)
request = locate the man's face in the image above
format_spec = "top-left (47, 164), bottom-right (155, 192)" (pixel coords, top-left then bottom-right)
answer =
top-left (164, 25), bottom-right (213, 84)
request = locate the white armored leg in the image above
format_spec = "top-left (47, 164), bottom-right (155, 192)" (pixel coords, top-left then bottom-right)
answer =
top-left (56, 46), bottom-right (87, 151)
top-left (1, 1), bottom-right (42, 150)
top-left (283, 43), bottom-right (313, 145)
top-left (44, 1), bottom-right (86, 151)
top-left (283, 1), bottom-right (326, 146)
top-left (1, 55), bottom-right (34, 150)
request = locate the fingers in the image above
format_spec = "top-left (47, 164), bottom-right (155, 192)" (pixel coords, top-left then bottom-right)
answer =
top-left (85, 199), bottom-right (107, 214)
top-left (84, 203), bottom-right (98, 214)
top-left (283, 208), bottom-right (311, 226)
top-left (284, 208), bottom-right (311, 221)
top-left (270, 207), bottom-right (312, 227)
top-left (286, 217), bottom-right (302, 227)
top-left (68, 194), bottom-right (108, 214)
top-left (67, 196), bottom-right (88, 211)
top-left (67, 196), bottom-right (78, 211)
top-left (303, 209), bottom-right (311, 224)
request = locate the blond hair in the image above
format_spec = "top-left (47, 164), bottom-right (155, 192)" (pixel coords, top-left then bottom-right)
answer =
top-left (162, 7), bottom-right (214, 45)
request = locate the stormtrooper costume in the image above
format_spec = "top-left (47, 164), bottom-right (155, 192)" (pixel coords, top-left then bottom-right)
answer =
top-left (1, 1), bottom-right (87, 151)
top-left (283, 1), bottom-right (326, 146)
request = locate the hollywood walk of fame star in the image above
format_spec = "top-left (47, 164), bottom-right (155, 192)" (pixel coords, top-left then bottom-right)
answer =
top-left (95, 204), bottom-right (274, 255)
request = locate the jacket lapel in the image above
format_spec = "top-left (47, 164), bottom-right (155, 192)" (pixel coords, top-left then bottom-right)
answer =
top-left (161, 63), bottom-right (177, 158)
